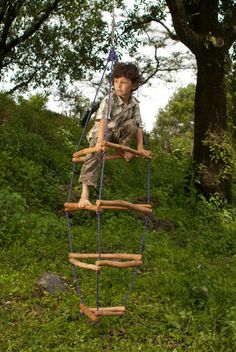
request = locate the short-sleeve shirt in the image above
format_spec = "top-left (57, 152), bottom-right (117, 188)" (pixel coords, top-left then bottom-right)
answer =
top-left (87, 92), bottom-right (142, 142)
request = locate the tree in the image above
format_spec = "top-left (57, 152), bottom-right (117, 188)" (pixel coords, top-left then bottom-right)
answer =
top-left (123, 1), bottom-right (236, 201)
top-left (0, 0), bottom-right (117, 95)
top-left (165, 0), bottom-right (236, 201)
top-left (227, 49), bottom-right (236, 139)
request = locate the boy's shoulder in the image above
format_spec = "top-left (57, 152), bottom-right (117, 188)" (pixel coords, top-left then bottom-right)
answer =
top-left (131, 95), bottom-right (140, 105)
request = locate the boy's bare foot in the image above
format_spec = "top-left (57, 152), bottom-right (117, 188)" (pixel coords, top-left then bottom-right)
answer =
top-left (78, 198), bottom-right (92, 208)
top-left (117, 149), bottom-right (135, 161)
top-left (78, 183), bottom-right (92, 208)
top-left (123, 151), bottom-right (135, 161)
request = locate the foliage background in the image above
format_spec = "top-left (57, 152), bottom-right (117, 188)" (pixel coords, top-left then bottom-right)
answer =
top-left (0, 92), bottom-right (236, 351)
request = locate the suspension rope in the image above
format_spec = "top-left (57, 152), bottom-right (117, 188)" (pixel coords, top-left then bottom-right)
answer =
top-left (122, 159), bottom-right (151, 307)
top-left (66, 212), bottom-right (83, 302)
top-left (111, 0), bottom-right (116, 47)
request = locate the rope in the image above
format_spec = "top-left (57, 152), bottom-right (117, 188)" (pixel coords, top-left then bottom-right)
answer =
top-left (122, 160), bottom-right (151, 307)
top-left (111, 0), bottom-right (116, 47)
top-left (66, 212), bottom-right (83, 303)
top-left (96, 210), bottom-right (102, 309)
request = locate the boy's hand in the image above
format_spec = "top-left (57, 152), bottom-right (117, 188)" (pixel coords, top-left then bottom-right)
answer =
top-left (95, 141), bottom-right (106, 153)
top-left (137, 148), bottom-right (152, 159)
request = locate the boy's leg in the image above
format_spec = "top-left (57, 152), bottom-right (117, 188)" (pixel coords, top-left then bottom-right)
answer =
top-left (111, 119), bottom-right (138, 160)
top-left (78, 148), bottom-right (103, 207)
top-left (79, 183), bottom-right (91, 207)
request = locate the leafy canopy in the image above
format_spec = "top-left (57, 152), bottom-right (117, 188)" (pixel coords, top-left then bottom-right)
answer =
top-left (0, 0), bottom-right (124, 94)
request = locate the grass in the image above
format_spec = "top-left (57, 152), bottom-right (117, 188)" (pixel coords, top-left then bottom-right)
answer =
top-left (1, 201), bottom-right (236, 351)
top-left (1, 93), bottom-right (236, 351)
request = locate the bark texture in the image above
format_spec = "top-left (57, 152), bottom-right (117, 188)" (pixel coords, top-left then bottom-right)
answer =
top-left (166, 0), bottom-right (236, 201)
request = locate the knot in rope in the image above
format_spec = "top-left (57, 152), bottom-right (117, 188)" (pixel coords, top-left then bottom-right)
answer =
top-left (108, 47), bottom-right (118, 63)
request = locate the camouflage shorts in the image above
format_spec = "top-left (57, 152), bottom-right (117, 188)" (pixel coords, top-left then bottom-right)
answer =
top-left (79, 119), bottom-right (138, 187)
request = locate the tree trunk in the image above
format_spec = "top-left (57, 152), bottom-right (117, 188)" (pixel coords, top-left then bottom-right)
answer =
top-left (193, 48), bottom-right (231, 201)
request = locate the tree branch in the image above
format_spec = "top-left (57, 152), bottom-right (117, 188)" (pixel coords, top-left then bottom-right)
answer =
top-left (6, 66), bottom-right (40, 94)
top-left (141, 15), bottom-right (178, 40)
top-left (165, 0), bottom-right (202, 54)
top-left (5, 0), bottom-right (59, 53)
top-left (0, 1), bottom-right (9, 23)
top-left (223, 5), bottom-right (236, 49)
top-left (0, 1), bottom-right (26, 47)
top-left (141, 45), bottom-right (160, 85)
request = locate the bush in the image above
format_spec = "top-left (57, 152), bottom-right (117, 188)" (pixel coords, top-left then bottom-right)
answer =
top-left (0, 188), bottom-right (66, 248)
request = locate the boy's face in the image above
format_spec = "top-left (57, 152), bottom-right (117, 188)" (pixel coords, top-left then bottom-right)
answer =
top-left (114, 76), bottom-right (135, 102)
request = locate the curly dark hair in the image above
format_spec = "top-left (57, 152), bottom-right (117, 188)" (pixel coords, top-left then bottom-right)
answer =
top-left (112, 62), bottom-right (143, 89)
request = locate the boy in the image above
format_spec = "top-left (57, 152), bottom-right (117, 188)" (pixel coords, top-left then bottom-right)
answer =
top-left (78, 62), bottom-right (150, 207)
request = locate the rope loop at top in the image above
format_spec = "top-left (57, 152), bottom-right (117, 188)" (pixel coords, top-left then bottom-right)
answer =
top-left (108, 47), bottom-right (118, 63)
top-left (111, 0), bottom-right (116, 47)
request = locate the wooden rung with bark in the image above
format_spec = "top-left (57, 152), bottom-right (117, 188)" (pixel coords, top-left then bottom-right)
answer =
top-left (64, 202), bottom-right (99, 212)
top-left (64, 201), bottom-right (152, 214)
top-left (80, 305), bottom-right (125, 318)
top-left (94, 310), bottom-right (125, 317)
top-left (80, 304), bottom-right (99, 322)
top-left (72, 140), bottom-right (152, 160)
top-left (95, 260), bottom-right (143, 268)
top-left (89, 306), bottom-right (125, 312)
top-left (72, 154), bottom-right (123, 163)
top-left (69, 253), bottom-right (142, 261)
top-left (96, 200), bottom-right (152, 214)
top-left (102, 141), bottom-right (152, 159)
top-left (73, 146), bottom-right (97, 158)
top-left (69, 258), bottom-right (101, 272)
top-left (64, 203), bottom-right (127, 213)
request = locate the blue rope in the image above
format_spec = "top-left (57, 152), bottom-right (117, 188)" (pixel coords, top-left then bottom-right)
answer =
top-left (66, 212), bottom-right (83, 303)
top-left (98, 56), bottom-right (116, 200)
top-left (96, 210), bottom-right (102, 309)
top-left (122, 159), bottom-right (151, 307)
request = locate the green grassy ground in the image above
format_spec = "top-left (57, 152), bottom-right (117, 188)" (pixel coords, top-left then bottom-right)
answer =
top-left (1, 94), bottom-right (236, 351)
top-left (1, 201), bottom-right (236, 351)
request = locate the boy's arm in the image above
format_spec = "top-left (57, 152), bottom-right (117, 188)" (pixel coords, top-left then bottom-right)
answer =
top-left (136, 127), bottom-right (151, 158)
top-left (136, 128), bottom-right (144, 150)
top-left (95, 118), bottom-right (106, 152)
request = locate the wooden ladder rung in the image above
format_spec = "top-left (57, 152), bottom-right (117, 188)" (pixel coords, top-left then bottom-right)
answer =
top-left (96, 200), bottom-right (152, 214)
top-left (64, 201), bottom-right (152, 214)
top-left (64, 202), bottom-right (99, 212)
top-left (90, 306), bottom-right (125, 312)
top-left (73, 154), bottom-right (123, 163)
top-left (72, 141), bottom-right (152, 160)
top-left (73, 146), bottom-right (97, 158)
top-left (102, 141), bottom-right (152, 160)
top-left (95, 260), bottom-right (143, 268)
top-left (94, 310), bottom-right (125, 317)
top-left (80, 304), bottom-right (99, 322)
top-left (69, 258), bottom-right (101, 271)
top-left (82, 306), bottom-right (125, 317)
top-left (69, 253), bottom-right (142, 261)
